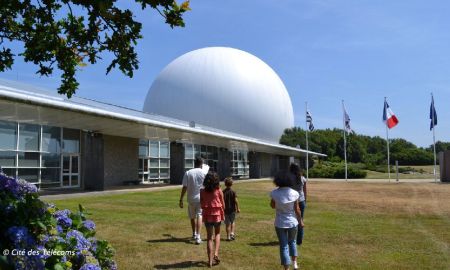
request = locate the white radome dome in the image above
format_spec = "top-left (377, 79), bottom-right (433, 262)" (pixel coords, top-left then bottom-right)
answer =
top-left (143, 47), bottom-right (294, 143)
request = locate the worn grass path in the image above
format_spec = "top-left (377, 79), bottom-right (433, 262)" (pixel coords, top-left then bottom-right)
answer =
top-left (45, 181), bottom-right (450, 269)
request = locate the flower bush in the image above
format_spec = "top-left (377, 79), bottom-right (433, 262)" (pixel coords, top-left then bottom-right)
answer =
top-left (0, 172), bottom-right (116, 270)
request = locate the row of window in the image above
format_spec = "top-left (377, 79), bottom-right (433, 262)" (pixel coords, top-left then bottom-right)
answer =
top-left (0, 121), bottom-right (80, 188)
top-left (138, 142), bottom-right (250, 183)
top-left (0, 120), bottom-right (250, 187)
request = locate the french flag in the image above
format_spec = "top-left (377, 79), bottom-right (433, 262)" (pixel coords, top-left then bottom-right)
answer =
top-left (383, 100), bottom-right (399, 129)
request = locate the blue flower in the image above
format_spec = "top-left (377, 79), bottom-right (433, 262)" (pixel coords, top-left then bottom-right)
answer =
top-left (83, 220), bottom-right (96, 231)
top-left (79, 263), bottom-right (101, 270)
top-left (0, 173), bottom-right (20, 197)
top-left (0, 173), bottom-right (37, 199)
top-left (66, 230), bottom-right (91, 251)
top-left (7, 226), bottom-right (35, 248)
top-left (55, 209), bottom-right (72, 227)
top-left (88, 237), bottom-right (98, 252)
top-left (17, 179), bottom-right (38, 195)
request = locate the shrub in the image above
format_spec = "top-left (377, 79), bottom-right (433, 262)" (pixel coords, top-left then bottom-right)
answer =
top-left (309, 162), bottom-right (367, 179)
top-left (0, 172), bottom-right (116, 270)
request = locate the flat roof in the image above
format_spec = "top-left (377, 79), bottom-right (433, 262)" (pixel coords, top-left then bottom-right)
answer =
top-left (0, 79), bottom-right (326, 157)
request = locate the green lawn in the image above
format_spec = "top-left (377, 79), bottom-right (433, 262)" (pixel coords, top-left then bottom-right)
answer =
top-left (45, 180), bottom-right (450, 269)
top-left (365, 165), bottom-right (439, 179)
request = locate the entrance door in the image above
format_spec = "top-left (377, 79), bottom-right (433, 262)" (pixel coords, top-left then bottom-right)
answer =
top-left (62, 154), bottom-right (80, 187)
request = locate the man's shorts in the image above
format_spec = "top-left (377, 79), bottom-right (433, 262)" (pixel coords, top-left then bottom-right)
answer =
top-left (188, 202), bottom-right (202, 219)
top-left (224, 212), bottom-right (236, 225)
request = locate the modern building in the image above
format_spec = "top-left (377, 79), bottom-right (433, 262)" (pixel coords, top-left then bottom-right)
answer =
top-left (0, 47), bottom-right (325, 191)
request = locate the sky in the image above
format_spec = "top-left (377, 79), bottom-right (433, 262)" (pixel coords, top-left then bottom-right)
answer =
top-left (1, 0), bottom-right (449, 147)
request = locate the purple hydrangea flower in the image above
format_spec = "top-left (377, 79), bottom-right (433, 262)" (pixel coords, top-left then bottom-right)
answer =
top-left (7, 226), bottom-right (35, 248)
top-left (0, 173), bottom-right (37, 199)
top-left (17, 179), bottom-right (38, 194)
top-left (54, 209), bottom-right (72, 227)
top-left (66, 230), bottom-right (91, 251)
top-left (79, 263), bottom-right (101, 270)
top-left (10, 255), bottom-right (45, 270)
top-left (56, 225), bottom-right (63, 233)
top-left (88, 237), bottom-right (97, 252)
top-left (0, 173), bottom-right (20, 197)
top-left (83, 220), bottom-right (96, 231)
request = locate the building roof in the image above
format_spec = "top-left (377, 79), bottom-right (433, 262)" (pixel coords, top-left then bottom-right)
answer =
top-left (0, 79), bottom-right (326, 157)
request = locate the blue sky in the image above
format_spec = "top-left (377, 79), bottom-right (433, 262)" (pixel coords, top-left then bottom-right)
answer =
top-left (1, 0), bottom-right (449, 147)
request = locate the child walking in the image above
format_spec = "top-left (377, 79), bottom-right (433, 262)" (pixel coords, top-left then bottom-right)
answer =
top-left (200, 172), bottom-right (225, 267)
top-left (223, 177), bottom-right (240, 241)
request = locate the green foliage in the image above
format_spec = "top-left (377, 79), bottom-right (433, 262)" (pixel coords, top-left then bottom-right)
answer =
top-left (309, 161), bottom-right (367, 179)
top-left (281, 127), bottom-right (441, 166)
top-left (0, 173), bottom-right (116, 269)
top-left (0, 0), bottom-right (190, 97)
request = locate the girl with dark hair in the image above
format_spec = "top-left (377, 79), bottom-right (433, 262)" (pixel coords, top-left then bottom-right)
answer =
top-left (200, 172), bottom-right (225, 267)
top-left (270, 170), bottom-right (303, 270)
top-left (290, 163), bottom-right (307, 246)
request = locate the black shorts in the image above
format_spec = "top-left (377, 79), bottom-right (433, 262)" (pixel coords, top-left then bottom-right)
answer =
top-left (204, 221), bottom-right (221, 228)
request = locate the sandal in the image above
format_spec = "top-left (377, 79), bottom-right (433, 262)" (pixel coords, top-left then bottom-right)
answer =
top-left (213, 255), bottom-right (220, 265)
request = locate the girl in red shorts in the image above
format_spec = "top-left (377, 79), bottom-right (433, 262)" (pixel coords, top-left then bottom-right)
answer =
top-left (200, 172), bottom-right (225, 267)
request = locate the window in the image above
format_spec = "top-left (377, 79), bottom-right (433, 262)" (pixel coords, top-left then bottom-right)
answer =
top-left (63, 128), bottom-right (80, 153)
top-left (42, 126), bottom-right (61, 154)
top-left (0, 121), bottom-right (17, 150)
top-left (184, 144), bottom-right (218, 172)
top-left (18, 123), bottom-right (39, 151)
top-left (231, 150), bottom-right (249, 178)
top-left (138, 140), bottom-right (170, 183)
top-left (0, 120), bottom-right (80, 189)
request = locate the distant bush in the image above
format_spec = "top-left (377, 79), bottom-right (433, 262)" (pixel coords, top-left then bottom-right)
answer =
top-left (398, 166), bottom-right (415, 173)
top-left (309, 162), bottom-right (367, 179)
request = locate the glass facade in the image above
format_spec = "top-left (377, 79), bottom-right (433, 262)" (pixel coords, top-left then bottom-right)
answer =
top-left (138, 140), bottom-right (170, 183)
top-left (231, 150), bottom-right (249, 178)
top-left (184, 144), bottom-right (218, 172)
top-left (0, 120), bottom-right (80, 188)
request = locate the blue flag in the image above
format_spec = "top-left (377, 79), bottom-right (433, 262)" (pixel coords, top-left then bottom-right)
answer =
top-left (430, 96), bottom-right (437, 130)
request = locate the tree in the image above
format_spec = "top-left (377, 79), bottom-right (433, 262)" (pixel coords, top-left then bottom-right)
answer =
top-left (0, 0), bottom-right (190, 97)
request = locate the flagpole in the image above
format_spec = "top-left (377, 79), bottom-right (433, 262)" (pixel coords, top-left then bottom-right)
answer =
top-left (342, 100), bottom-right (348, 181)
top-left (305, 102), bottom-right (309, 180)
top-left (385, 97), bottom-right (391, 182)
top-left (431, 93), bottom-right (437, 183)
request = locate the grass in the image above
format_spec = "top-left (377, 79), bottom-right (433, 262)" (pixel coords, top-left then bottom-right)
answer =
top-left (365, 165), bottom-right (439, 179)
top-left (45, 180), bottom-right (450, 269)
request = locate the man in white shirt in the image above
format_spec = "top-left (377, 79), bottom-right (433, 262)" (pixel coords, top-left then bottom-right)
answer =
top-left (179, 157), bottom-right (208, 244)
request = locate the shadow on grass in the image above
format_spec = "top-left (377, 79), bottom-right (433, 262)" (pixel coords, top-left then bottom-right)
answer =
top-left (154, 261), bottom-right (208, 269)
top-left (248, 241), bottom-right (278, 247)
top-left (147, 234), bottom-right (191, 244)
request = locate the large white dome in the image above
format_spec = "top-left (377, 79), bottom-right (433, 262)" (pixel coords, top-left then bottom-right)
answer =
top-left (143, 47), bottom-right (294, 143)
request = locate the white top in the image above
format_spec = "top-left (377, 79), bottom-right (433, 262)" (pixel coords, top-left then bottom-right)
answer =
top-left (270, 187), bottom-right (300, 228)
top-left (182, 167), bottom-right (206, 203)
top-left (298, 176), bottom-right (307, 202)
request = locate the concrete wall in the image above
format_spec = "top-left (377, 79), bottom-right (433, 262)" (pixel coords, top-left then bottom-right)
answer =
top-left (170, 142), bottom-right (185, 185)
top-left (218, 148), bottom-right (232, 179)
top-left (439, 150), bottom-right (450, 182)
top-left (103, 135), bottom-right (138, 187)
top-left (81, 132), bottom-right (105, 191)
top-left (249, 151), bottom-right (261, 178)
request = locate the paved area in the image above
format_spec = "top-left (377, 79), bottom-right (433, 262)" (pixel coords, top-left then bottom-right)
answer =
top-left (40, 178), bottom-right (273, 200)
